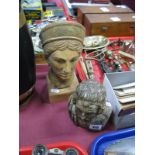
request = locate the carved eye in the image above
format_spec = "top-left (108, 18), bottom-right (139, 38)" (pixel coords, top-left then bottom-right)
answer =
top-left (70, 57), bottom-right (79, 63)
top-left (54, 58), bottom-right (66, 64)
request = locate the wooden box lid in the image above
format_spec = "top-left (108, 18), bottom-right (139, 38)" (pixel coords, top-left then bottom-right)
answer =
top-left (85, 13), bottom-right (135, 23)
top-left (78, 5), bottom-right (133, 14)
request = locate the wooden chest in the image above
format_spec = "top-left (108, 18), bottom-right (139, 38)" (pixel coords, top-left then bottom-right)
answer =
top-left (84, 13), bottom-right (135, 37)
top-left (69, 0), bottom-right (110, 3)
top-left (77, 5), bottom-right (133, 24)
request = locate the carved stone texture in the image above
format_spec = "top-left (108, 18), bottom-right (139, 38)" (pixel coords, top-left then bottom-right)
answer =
top-left (39, 21), bottom-right (85, 89)
top-left (68, 79), bottom-right (112, 131)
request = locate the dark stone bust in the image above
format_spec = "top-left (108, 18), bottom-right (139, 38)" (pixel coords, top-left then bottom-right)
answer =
top-left (68, 79), bottom-right (112, 131)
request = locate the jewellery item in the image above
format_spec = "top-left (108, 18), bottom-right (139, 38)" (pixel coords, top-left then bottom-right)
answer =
top-left (32, 144), bottom-right (48, 155)
top-left (48, 148), bottom-right (64, 155)
top-left (118, 50), bottom-right (135, 60)
top-left (65, 148), bottom-right (79, 155)
top-left (32, 145), bottom-right (79, 155)
top-left (103, 38), bottom-right (135, 72)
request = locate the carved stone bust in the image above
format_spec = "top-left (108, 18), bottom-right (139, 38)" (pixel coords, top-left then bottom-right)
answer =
top-left (68, 79), bottom-right (112, 131)
top-left (40, 21), bottom-right (85, 89)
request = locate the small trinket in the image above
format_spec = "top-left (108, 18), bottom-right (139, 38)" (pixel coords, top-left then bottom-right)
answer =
top-left (32, 144), bottom-right (48, 155)
top-left (48, 148), bottom-right (64, 155)
top-left (32, 145), bottom-right (79, 155)
top-left (65, 148), bottom-right (79, 155)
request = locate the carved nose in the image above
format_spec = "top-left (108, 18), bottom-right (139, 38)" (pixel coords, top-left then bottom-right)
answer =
top-left (64, 62), bottom-right (72, 73)
top-left (81, 113), bottom-right (85, 119)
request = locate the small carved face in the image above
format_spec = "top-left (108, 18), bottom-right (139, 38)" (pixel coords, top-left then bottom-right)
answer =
top-left (75, 99), bottom-right (101, 124)
top-left (48, 49), bottom-right (80, 81)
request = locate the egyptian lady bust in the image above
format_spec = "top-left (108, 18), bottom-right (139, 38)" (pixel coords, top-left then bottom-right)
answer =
top-left (39, 21), bottom-right (85, 102)
top-left (40, 21), bottom-right (85, 89)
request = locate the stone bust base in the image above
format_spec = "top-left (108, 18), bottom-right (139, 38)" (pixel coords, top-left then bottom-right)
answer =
top-left (47, 74), bottom-right (79, 103)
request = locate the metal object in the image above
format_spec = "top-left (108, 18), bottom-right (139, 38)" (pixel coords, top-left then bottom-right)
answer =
top-left (85, 60), bottom-right (94, 79)
top-left (79, 56), bottom-right (89, 79)
top-left (100, 61), bottom-right (112, 73)
top-left (48, 148), bottom-right (64, 155)
top-left (65, 148), bottom-right (79, 155)
top-left (83, 35), bottom-right (109, 50)
top-left (32, 145), bottom-right (80, 155)
top-left (32, 144), bottom-right (48, 155)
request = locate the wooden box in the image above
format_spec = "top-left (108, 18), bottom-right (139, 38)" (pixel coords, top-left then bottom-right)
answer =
top-left (77, 5), bottom-right (133, 24)
top-left (84, 13), bottom-right (135, 37)
top-left (69, 0), bottom-right (110, 3)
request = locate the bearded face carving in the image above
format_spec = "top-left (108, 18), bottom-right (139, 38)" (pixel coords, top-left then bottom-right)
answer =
top-left (68, 79), bottom-right (112, 131)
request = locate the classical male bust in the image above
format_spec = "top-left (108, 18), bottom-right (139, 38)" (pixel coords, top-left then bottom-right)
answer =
top-left (40, 21), bottom-right (85, 89)
top-left (68, 79), bottom-right (112, 131)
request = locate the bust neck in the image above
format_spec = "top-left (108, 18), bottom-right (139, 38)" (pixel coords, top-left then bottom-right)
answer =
top-left (48, 70), bottom-right (74, 89)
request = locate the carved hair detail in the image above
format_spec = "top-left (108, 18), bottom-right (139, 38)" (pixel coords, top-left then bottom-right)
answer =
top-left (44, 40), bottom-right (83, 59)
top-left (76, 79), bottom-right (106, 102)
